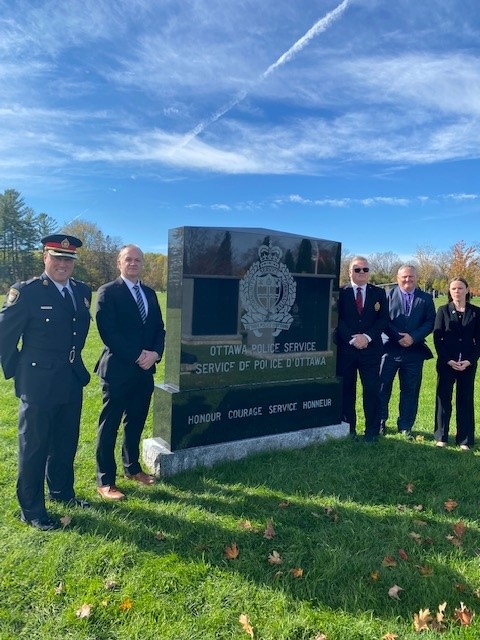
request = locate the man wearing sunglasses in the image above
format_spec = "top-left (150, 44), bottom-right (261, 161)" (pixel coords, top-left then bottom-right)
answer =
top-left (336, 256), bottom-right (388, 441)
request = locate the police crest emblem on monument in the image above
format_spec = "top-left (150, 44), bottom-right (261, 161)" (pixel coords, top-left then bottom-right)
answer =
top-left (240, 242), bottom-right (296, 337)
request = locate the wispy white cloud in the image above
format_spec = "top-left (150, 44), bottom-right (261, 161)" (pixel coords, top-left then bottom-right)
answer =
top-left (1, 0), bottom-right (480, 181)
top-left (445, 193), bottom-right (478, 201)
top-left (175, 0), bottom-right (351, 148)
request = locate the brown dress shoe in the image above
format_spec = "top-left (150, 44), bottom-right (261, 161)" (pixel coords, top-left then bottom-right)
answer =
top-left (97, 485), bottom-right (126, 500)
top-left (124, 471), bottom-right (155, 485)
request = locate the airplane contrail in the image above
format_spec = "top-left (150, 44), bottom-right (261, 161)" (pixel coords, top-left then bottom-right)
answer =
top-left (263, 0), bottom-right (350, 78)
top-left (176, 0), bottom-right (351, 149)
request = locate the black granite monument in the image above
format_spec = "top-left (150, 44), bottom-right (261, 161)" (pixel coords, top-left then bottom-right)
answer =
top-left (154, 227), bottom-right (342, 451)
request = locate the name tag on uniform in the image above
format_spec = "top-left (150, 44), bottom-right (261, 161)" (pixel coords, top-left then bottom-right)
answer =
top-left (40, 306), bottom-right (53, 310)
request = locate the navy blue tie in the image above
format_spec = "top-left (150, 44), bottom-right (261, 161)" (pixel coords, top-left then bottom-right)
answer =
top-left (63, 287), bottom-right (75, 315)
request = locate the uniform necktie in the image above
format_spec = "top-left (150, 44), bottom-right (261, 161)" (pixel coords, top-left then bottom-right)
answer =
top-left (133, 284), bottom-right (147, 323)
top-left (62, 287), bottom-right (75, 315)
top-left (355, 287), bottom-right (363, 314)
top-left (405, 293), bottom-right (412, 315)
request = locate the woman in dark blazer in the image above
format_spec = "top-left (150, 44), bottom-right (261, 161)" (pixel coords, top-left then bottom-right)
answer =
top-left (433, 277), bottom-right (480, 450)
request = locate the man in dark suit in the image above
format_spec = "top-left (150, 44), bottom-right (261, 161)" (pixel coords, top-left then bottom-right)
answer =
top-left (0, 235), bottom-right (92, 530)
top-left (336, 256), bottom-right (388, 441)
top-left (95, 244), bottom-right (165, 500)
top-left (379, 265), bottom-right (435, 439)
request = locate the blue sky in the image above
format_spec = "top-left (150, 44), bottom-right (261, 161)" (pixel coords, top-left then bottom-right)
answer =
top-left (1, 0), bottom-right (479, 258)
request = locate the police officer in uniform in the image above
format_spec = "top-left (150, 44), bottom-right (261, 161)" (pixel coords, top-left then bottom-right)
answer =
top-left (0, 235), bottom-right (92, 530)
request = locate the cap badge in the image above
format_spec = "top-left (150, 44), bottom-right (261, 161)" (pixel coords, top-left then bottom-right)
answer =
top-left (61, 238), bottom-right (70, 249)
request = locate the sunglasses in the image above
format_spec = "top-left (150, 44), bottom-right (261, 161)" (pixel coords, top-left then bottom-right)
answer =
top-left (353, 267), bottom-right (369, 273)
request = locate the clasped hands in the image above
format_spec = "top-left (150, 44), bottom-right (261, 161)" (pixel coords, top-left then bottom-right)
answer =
top-left (349, 334), bottom-right (369, 349)
top-left (448, 359), bottom-right (471, 371)
top-left (136, 349), bottom-right (159, 370)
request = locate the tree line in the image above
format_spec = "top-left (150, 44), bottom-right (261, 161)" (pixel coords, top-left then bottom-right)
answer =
top-left (341, 243), bottom-right (480, 294)
top-left (0, 189), bottom-right (167, 291)
top-left (1, 188), bottom-right (479, 293)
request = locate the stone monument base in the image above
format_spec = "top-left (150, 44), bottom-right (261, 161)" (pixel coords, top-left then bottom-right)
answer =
top-left (143, 421), bottom-right (349, 477)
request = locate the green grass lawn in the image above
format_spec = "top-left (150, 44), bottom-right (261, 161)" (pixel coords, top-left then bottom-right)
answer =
top-left (1, 294), bottom-right (480, 639)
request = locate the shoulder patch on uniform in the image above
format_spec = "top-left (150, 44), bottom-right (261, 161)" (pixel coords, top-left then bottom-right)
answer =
top-left (6, 287), bottom-right (20, 306)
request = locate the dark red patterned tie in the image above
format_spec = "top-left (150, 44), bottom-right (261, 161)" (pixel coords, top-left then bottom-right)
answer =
top-left (356, 287), bottom-right (363, 314)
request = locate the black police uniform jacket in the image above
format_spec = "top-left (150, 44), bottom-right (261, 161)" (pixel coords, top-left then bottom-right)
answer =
top-left (0, 274), bottom-right (92, 405)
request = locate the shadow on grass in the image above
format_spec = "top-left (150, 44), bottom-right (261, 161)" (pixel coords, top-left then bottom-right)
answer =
top-left (29, 435), bottom-right (480, 623)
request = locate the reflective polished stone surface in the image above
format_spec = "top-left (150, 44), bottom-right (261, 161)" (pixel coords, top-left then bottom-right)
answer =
top-left (156, 226), bottom-right (342, 450)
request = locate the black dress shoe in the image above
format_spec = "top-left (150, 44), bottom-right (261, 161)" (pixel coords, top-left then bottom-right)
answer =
top-left (20, 514), bottom-right (59, 531)
top-left (400, 430), bottom-right (414, 441)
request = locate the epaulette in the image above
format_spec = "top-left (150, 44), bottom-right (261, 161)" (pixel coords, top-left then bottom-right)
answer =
top-left (70, 277), bottom-right (89, 288)
top-left (3, 277), bottom-right (42, 306)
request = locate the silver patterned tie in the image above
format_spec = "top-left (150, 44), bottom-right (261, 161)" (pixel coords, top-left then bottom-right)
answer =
top-left (133, 284), bottom-right (147, 323)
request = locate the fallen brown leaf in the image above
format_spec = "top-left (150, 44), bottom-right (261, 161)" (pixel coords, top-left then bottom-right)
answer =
top-left (312, 634), bottom-right (327, 640)
top-left (382, 634), bottom-right (398, 640)
top-left (409, 531), bottom-right (422, 544)
top-left (119, 598), bottom-right (133, 611)
top-left (154, 531), bottom-right (166, 541)
top-left (76, 604), bottom-right (92, 619)
top-left (454, 602), bottom-right (475, 626)
top-left (382, 555), bottom-right (397, 568)
top-left (398, 548), bottom-right (409, 561)
top-left (396, 504), bottom-right (407, 511)
top-left (239, 520), bottom-right (255, 531)
top-left (263, 519), bottom-right (276, 540)
top-left (267, 550), bottom-right (282, 565)
top-left (54, 582), bottom-right (65, 595)
top-left (435, 601), bottom-right (447, 627)
top-left (444, 499), bottom-right (458, 512)
top-left (405, 483), bottom-right (415, 493)
top-left (324, 507), bottom-right (339, 522)
top-left (290, 567), bottom-right (304, 578)
top-left (370, 570), bottom-right (381, 581)
top-left (452, 521), bottom-right (467, 539)
top-left (60, 515), bottom-right (72, 528)
top-left (446, 534), bottom-right (462, 547)
top-left (239, 613), bottom-right (255, 638)
top-left (413, 608), bottom-right (432, 631)
top-left (416, 565), bottom-right (433, 576)
top-left (104, 579), bottom-right (119, 591)
top-left (412, 519), bottom-right (428, 527)
top-left (454, 582), bottom-right (467, 592)
top-left (224, 542), bottom-right (239, 559)
top-left (412, 504), bottom-right (424, 511)
top-left (278, 500), bottom-right (290, 508)
top-left (388, 584), bottom-right (403, 600)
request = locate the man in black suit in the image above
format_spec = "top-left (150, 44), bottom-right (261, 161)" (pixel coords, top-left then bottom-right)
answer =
top-left (0, 235), bottom-right (92, 530)
top-left (379, 265), bottom-right (435, 439)
top-left (95, 244), bottom-right (165, 500)
top-left (336, 256), bottom-right (388, 441)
